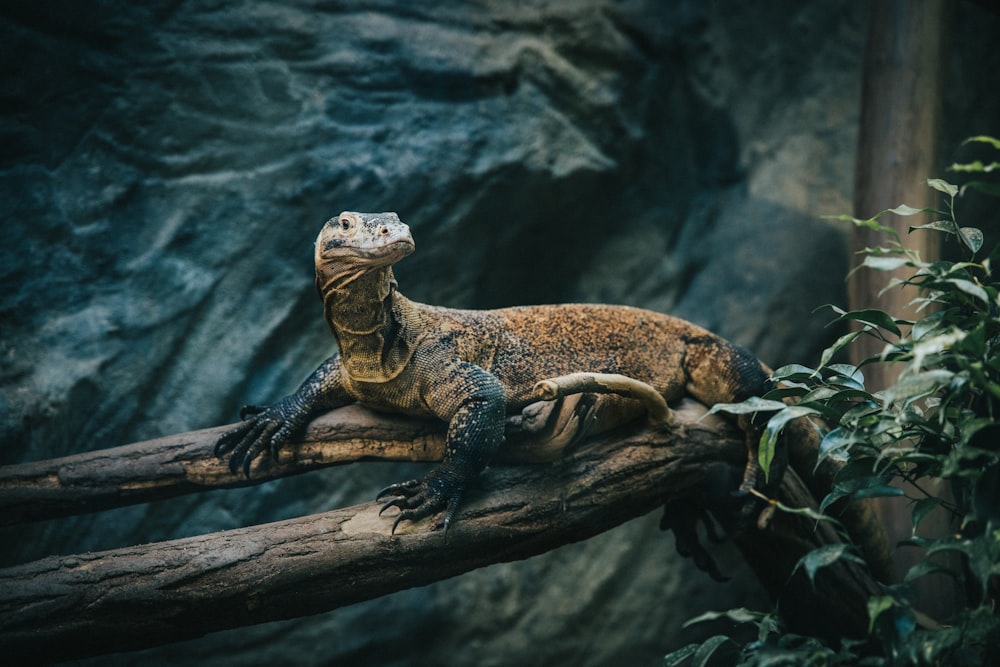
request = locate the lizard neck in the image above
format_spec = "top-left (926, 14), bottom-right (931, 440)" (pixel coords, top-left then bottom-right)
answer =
top-left (319, 263), bottom-right (416, 382)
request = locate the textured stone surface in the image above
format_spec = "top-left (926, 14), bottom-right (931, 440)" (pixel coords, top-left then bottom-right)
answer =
top-left (1, 1), bottom-right (998, 665)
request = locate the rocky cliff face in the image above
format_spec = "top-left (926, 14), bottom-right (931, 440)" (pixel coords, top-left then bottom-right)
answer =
top-left (2, 1), bottom-right (997, 665)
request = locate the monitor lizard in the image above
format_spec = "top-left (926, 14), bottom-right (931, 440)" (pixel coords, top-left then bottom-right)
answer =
top-left (214, 211), bottom-right (777, 535)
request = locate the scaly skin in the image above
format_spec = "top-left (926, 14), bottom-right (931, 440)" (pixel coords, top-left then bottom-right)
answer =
top-left (215, 211), bottom-right (776, 534)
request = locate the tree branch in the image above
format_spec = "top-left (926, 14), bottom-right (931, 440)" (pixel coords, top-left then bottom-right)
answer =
top-left (0, 390), bottom-right (649, 525)
top-left (0, 405), bottom-right (441, 526)
top-left (0, 400), bottom-right (885, 663)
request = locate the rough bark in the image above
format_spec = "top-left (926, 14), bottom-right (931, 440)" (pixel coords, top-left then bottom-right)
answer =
top-left (0, 401), bottom-right (883, 663)
top-left (0, 405), bottom-right (447, 526)
top-left (0, 390), bottom-right (647, 526)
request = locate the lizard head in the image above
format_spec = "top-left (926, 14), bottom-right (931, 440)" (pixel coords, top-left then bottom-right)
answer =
top-left (315, 211), bottom-right (415, 274)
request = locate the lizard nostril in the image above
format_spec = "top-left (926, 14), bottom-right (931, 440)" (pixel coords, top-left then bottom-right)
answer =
top-left (380, 226), bottom-right (390, 235)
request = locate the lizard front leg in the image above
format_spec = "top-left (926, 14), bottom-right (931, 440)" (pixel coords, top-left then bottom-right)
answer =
top-left (378, 361), bottom-right (506, 532)
top-left (214, 354), bottom-right (351, 475)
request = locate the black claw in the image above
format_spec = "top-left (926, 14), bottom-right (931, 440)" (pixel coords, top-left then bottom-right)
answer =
top-left (228, 447), bottom-right (246, 475)
top-left (440, 492), bottom-right (462, 531)
top-left (376, 479), bottom-right (420, 500)
top-left (224, 420), bottom-right (270, 477)
top-left (269, 428), bottom-right (287, 461)
top-left (239, 404), bottom-right (267, 420)
top-left (389, 504), bottom-right (438, 534)
top-left (379, 496), bottom-right (406, 516)
top-left (226, 423), bottom-right (256, 474)
top-left (241, 450), bottom-right (254, 478)
top-left (215, 424), bottom-right (245, 457)
top-left (226, 439), bottom-right (247, 474)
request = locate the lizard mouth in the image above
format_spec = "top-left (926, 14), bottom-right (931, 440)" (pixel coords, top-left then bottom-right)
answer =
top-left (315, 221), bottom-right (415, 266)
top-left (355, 236), bottom-right (415, 261)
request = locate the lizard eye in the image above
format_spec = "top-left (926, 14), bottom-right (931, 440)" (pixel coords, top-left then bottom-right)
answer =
top-left (339, 218), bottom-right (351, 231)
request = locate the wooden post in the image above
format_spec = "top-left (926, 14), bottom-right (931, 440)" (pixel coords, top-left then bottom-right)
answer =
top-left (850, 0), bottom-right (956, 620)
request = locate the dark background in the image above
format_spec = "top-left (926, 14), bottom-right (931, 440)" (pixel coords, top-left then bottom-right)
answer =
top-left (2, 1), bottom-right (998, 665)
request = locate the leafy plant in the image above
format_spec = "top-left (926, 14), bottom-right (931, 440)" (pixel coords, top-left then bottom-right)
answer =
top-left (666, 136), bottom-right (1000, 666)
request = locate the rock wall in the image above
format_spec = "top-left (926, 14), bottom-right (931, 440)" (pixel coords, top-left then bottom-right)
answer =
top-left (1, 1), bottom-right (998, 665)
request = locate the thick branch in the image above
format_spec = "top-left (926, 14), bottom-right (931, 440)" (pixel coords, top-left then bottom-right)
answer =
top-left (0, 405), bottom-right (443, 526)
top-left (0, 390), bottom-right (647, 526)
top-left (0, 401), bottom-right (882, 663)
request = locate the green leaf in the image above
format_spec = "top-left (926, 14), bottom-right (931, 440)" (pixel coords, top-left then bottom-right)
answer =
top-left (911, 310), bottom-right (947, 341)
top-left (925, 536), bottom-right (975, 559)
top-left (862, 255), bottom-right (911, 272)
top-left (826, 364), bottom-right (867, 390)
top-left (683, 608), bottom-right (767, 627)
top-left (959, 227), bottom-right (984, 254)
top-left (819, 427), bottom-right (864, 462)
top-left (759, 432), bottom-right (776, 485)
top-left (926, 178), bottom-right (959, 197)
top-left (867, 595), bottom-right (896, 634)
top-left (953, 161), bottom-right (1000, 174)
top-left (820, 458), bottom-right (901, 511)
top-left (903, 558), bottom-right (958, 584)
top-left (840, 401), bottom-right (881, 425)
top-left (910, 496), bottom-right (942, 533)
top-left (851, 484), bottom-right (906, 500)
top-left (819, 470), bottom-right (900, 512)
top-left (798, 386), bottom-right (839, 403)
top-left (910, 220), bottom-right (959, 235)
top-left (762, 386), bottom-right (808, 401)
top-left (884, 369), bottom-right (954, 405)
top-left (946, 278), bottom-right (989, 303)
top-left (831, 214), bottom-right (901, 241)
top-left (795, 400), bottom-right (843, 422)
top-left (828, 363), bottom-right (865, 379)
top-left (962, 134), bottom-right (1000, 150)
top-left (795, 544), bottom-right (862, 587)
top-left (662, 643), bottom-right (699, 667)
top-left (888, 204), bottom-right (931, 217)
top-left (707, 396), bottom-right (787, 416)
top-left (771, 364), bottom-right (820, 382)
top-left (691, 635), bottom-right (731, 667)
top-left (830, 308), bottom-right (902, 336)
top-left (759, 405), bottom-right (823, 483)
top-left (808, 388), bottom-right (872, 408)
top-left (818, 330), bottom-right (865, 368)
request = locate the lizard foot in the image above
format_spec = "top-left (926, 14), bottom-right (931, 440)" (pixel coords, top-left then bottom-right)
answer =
top-left (376, 474), bottom-right (464, 534)
top-left (214, 417), bottom-right (282, 476)
top-left (660, 499), bottom-right (730, 582)
top-left (658, 462), bottom-right (774, 581)
top-left (213, 395), bottom-right (307, 477)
